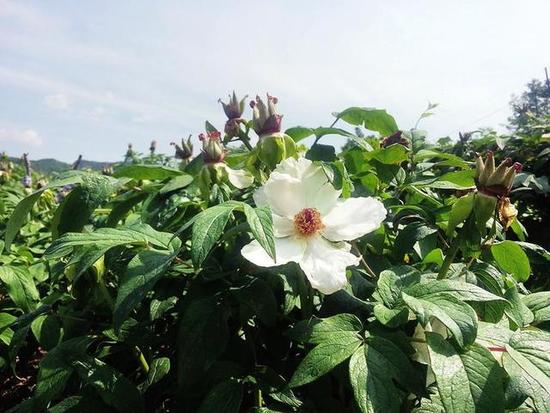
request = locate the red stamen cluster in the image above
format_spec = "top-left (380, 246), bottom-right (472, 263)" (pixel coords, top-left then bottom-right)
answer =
top-left (294, 208), bottom-right (323, 237)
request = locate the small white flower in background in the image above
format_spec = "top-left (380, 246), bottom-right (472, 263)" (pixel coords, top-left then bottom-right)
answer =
top-left (241, 157), bottom-right (387, 294)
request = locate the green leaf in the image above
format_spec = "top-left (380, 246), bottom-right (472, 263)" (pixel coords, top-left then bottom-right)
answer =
top-left (232, 277), bottom-right (277, 326)
top-left (45, 224), bottom-right (176, 260)
top-left (491, 241), bottom-right (531, 282)
top-left (114, 246), bottom-right (180, 330)
top-left (349, 334), bottom-right (422, 413)
top-left (285, 126), bottom-right (314, 142)
top-left (417, 170), bottom-right (476, 190)
top-left (243, 204), bottom-right (276, 261)
top-left (0, 313), bottom-right (16, 345)
top-left (370, 144), bottom-right (409, 165)
top-left (113, 164), bottom-right (183, 180)
top-left (504, 285), bottom-right (534, 328)
top-left (426, 333), bottom-right (505, 413)
top-left (191, 202), bottom-right (240, 267)
top-left (402, 292), bottom-right (477, 347)
top-left (285, 126), bottom-right (352, 143)
top-left (288, 313), bottom-right (362, 344)
top-left (51, 175), bottom-right (116, 237)
top-left (394, 222), bottom-right (437, 259)
top-left (73, 357), bottom-right (144, 413)
top-left (404, 280), bottom-right (507, 303)
top-left (197, 379), bottom-right (243, 413)
top-left (31, 315), bottom-right (62, 350)
top-left (159, 174), bottom-right (193, 194)
top-left (306, 143), bottom-right (336, 162)
top-left (0, 266), bottom-right (39, 313)
top-left (289, 333), bottom-right (361, 387)
top-left (177, 296), bottom-right (229, 391)
top-left (336, 107), bottom-right (399, 136)
top-left (447, 193), bottom-right (475, 237)
top-left (106, 191), bottom-right (149, 227)
top-left (34, 337), bottom-right (92, 409)
top-left (4, 173), bottom-right (84, 250)
top-left (144, 357), bottom-right (170, 390)
top-left (373, 304), bottom-right (409, 327)
top-left (522, 292), bottom-right (550, 323)
top-left (415, 149), bottom-right (470, 169)
top-left (503, 330), bottom-right (550, 413)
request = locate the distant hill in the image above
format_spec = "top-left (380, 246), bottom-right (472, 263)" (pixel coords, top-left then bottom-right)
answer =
top-left (8, 157), bottom-right (113, 174)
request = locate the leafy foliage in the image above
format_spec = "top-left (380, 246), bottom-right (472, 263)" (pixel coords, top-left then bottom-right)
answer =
top-left (1, 88), bottom-right (549, 413)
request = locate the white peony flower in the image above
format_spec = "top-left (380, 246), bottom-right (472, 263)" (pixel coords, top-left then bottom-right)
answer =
top-left (241, 157), bottom-right (387, 294)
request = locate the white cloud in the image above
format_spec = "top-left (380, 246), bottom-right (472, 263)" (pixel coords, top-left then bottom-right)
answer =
top-left (0, 128), bottom-right (43, 147)
top-left (45, 93), bottom-right (70, 110)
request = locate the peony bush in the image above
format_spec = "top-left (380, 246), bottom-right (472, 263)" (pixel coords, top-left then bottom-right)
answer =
top-left (0, 94), bottom-right (549, 412)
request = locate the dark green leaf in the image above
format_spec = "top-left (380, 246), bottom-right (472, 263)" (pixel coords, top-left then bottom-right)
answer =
top-left (197, 379), bottom-right (243, 413)
top-left (0, 266), bottom-right (39, 313)
top-left (491, 241), bottom-right (531, 282)
top-left (113, 164), bottom-right (183, 180)
top-left (289, 333), bottom-right (361, 387)
top-left (288, 313), bottom-right (362, 344)
top-left (243, 204), bottom-right (276, 261)
top-left (336, 107), bottom-right (398, 136)
top-left (426, 333), bottom-right (505, 413)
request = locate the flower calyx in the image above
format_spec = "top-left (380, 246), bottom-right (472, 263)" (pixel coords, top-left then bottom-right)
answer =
top-left (250, 94), bottom-right (283, 137)
top-left (199, 131), bottom-right (225, 164)
top-left (475, 152), bottom-right (522, 198)
top-left (381, 130), bottom-right (411, 148)
top-left (219, 91), bottom-right (248, 138)
top-left (171, 135), bottom-right (194, 161)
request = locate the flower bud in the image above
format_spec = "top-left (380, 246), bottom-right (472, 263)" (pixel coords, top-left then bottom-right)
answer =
top-left (22, 175), bottom-right (32, 188)
top-left (475, 152), bottom-right (522, 198)
top-left (257, 132), bottom-right (297, 170)
top-left (498, 197), bottom-right (518, 230)
top-left (171, 135), bottom-right (194, 161)
top-left (381, 131), bottom-right (411, 148)
top-left (250, 94), bottom-right (283, 137)
top-left (219, 91), bottom-right (247, 120)
top-left (149, 140), bottom-right (157, 155)
top-left (473, 191), bottom-right (498, 232)
top-left (220, 92), bottom-right (248, 138)
top-left (124, 143), bottom-right (136, 163)
top-left (199, 131), bottom-right (225, 164)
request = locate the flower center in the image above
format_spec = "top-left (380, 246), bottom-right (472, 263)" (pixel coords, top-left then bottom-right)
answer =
top-left (294, 208), bottom-right (323, 237)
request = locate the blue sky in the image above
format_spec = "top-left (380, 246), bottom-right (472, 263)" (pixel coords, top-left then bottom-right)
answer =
top-left (0, 0), bottom-right (548, 162)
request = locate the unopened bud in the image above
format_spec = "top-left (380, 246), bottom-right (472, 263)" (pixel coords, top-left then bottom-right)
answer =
top-left (219, 91), bottom-right (247, 120)
top-left (171, 135), bottom-right (194, 161)
top-left (475, 152), bottom-right (522, 198)
top-left (199, 131), bottom-right (225, 163)
top-left (257, 132), bottom-right (297, 170)
top-left (381, 131), bottom-right (411, 148)
top-left (251, 94), bottom-right (283, 137)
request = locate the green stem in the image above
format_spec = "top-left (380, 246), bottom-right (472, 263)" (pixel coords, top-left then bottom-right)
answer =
top-left (437, 237), bottom-right (460, 280)
top-left (352, 241), bottom-right (377, 279)
top-left (135, 346), bottom-right (150, 374)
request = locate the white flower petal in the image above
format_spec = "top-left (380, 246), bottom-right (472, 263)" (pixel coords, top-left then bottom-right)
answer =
top-left (226, 166), bottom-right (254, 189)
top-left (322, 197), bottom-right (387, 242)
top-left (241, 236), bottom-right (306, 267)
top-left (260, 157), bottom-right (340, 217)
top-left (263, 172), bottom-right (307, 217)
top-left (298, 236), bottom-right (359, 294)
top-left (273, 214), bottom-right (295, 237)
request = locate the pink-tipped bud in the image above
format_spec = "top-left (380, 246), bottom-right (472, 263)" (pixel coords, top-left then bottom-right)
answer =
top-left (200, 131), bottom-right (225, 163)
top-left (251, 93), bottom-right (283, 137)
